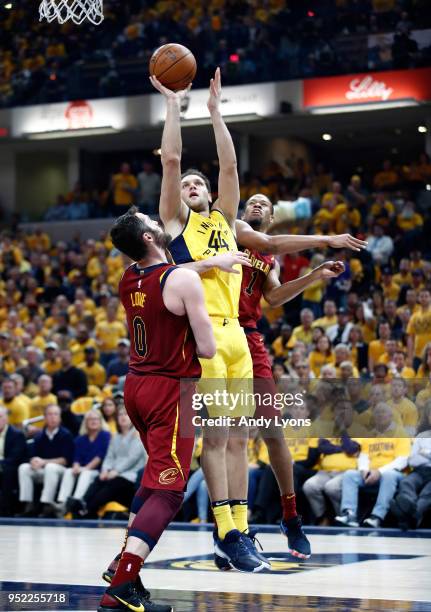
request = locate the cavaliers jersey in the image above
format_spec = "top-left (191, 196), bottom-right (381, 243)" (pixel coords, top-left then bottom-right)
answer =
top-left (119, 263), bottom-right (201, 378)
top-left (169, 209), bottom-right (241, 319)
top-left (239, 248), bottom-right (275, 329)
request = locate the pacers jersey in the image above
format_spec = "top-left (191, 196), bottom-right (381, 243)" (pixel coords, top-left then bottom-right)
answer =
top-left (169, 208), bottom-right (241, 319)
top-left (118, 262), bottom-right (201, 378)
top-left (239, 248), bottom-right (275, 329)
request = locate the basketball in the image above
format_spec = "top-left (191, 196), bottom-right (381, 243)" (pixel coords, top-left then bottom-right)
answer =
top-left (149, 43), bottom-right (197, 91)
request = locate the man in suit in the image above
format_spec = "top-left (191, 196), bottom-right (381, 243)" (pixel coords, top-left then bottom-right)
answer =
top-left (0, 407), bottom-right (27, 516)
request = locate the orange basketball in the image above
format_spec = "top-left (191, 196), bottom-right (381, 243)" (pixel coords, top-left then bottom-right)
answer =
top-left (149, 43), bottom-right (197, 91)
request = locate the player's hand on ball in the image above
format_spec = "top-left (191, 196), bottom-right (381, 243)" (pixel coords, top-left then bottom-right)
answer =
top-left (317, 260), bottom-right (345, 279)
top-left (211, 251), bottom-right (252, 274)
top-left (327, 233), bottom-right (368, 251)
top-left (149, 75), bottom-right (191, 100)
top-left (207, 67), bottom-right (222, 114)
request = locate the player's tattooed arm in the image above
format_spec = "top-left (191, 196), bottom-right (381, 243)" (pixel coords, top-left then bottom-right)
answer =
top-left (208, 68), bottom-right (240, 227)
top-left (235, 219), bottom-right (367, 254)
top-left (162, 268), bottom-right (216, 359)
top-left (263, 261), bottom-right (345, 308)
top-left (150, 75), bottom-right (190, 232)
top-left (180, 252), bottom-right (252, 275)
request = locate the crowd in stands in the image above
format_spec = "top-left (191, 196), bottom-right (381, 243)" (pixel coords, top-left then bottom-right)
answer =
top-left (1, 0), bottom-right (431, 107)
top-left (1, 151), bottom-right (431, 529)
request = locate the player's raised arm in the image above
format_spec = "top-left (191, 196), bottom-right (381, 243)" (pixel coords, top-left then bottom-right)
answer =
top-left (263, 261), bottom-right (345, 308)
top-left (208, 68), bottom-right (240, 227)
top-left (163, 267), bottom-right (216, 359)
top-left (150, 75), bottom-right (189, 231)
top-left (235, 219), bottom-right (367, 254)
top-left (180, 252), bottom-right (252, 275)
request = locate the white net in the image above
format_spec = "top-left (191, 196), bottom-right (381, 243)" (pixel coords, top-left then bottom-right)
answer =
top-left (39, 0), bottom-right (104, 25)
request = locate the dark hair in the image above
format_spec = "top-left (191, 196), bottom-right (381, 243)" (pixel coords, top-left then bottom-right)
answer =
top-left (110, 206), bottom-right (150, 261)
top-left (181, 168), bottom-right (211, 193)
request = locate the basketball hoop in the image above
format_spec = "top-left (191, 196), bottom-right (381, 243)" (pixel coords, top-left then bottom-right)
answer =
top-left (39, 0), bottom-right (104, 25)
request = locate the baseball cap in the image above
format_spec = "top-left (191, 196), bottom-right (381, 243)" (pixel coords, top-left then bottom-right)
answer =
top-left (46, 341), bottom-right (59, 350)
top-left (117, 338), bottom-right (130, 347)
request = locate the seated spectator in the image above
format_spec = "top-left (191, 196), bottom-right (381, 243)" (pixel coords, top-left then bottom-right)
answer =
top-left (368, 320), bottom-right (391, 372)
top-left (366, 224), bottom-right (394, 265)
top-left (327, 308), bottom-right (353, 345)
top-left (17, 404), bottom-right (74, 518)
top-left (271, 324), bottom-right (292, 359)
top-left (77, 346), bottom-right (106, 389)
top-left (27, 374), bottom-right (57, 435)
top-left (57, 409), bottom-right (111, 513)
top-left (106, 339), bottom-right (130, 381)
top-left (303, 400), bottom-right (361, 525)
top-left (382, 299), bottom-right (403, 340)
top-left (99, 397), bottom-right (119, 435)
top-left (370, 192), bottom-right (395, 227)
top-left (69, 324), bottom-right (98, 366)
top-left (0, 407), bottom-right (27, 516)
top-left (390, 401), bottom-right (431, 529)
top-left (288, 308), bottom-right (314, 351)
top-left (387, 378), bottom-right (418, 436)
top-left (312, 300), bottom-right (337, 330)
top-left (389, 349), bottom-right (415, 381)
top-left (17, 346), bottom-right (44, 389)
top-left (95, 301), bottom-right (127, 368)
top-left (53, 350), bottom-right (88, 398)
top-left (335, 412), bottom-right (410, 527)
top-left (397, 201), bottom-right (423, 233)
top-left (109, 163), bottom-right (138, 212)
top-left (373, 160), bottom-right (398, 190)
top-left (393, 258), bottom-right (413, 288)
top-left (418, 343), bottom-right (431, 379)
top-left (78, 409), bottom-right (146, 518)
top-left (334, 344), bottom-right (359, 377)
top-left (57, 390), bottom-right (82, 437)
top-left (0, 378), bottom-right (29, 428)
top-left (309, 335), bottom-right (335, 377)
top-left (301, 254), bottom-right (326, 318)
top-left (41, 342), bottom-right (62, 375)
top-left (347, 325), bottom-right (368, 373)
top-left (407, 288), bottom-right (431, 372)
top-left (44, 195), bottom-right (70, 221)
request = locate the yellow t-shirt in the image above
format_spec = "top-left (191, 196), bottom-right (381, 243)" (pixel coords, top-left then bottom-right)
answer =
top-left (169, 209), bottom-right (241, 319)
top-left (308, 350), bottom-right (335, 377)
top-left (309, 436), bottom-right (360, 471)
top-left (77, 362), bottom-right (107, 388)
top-left (406, 307), bottom-right (431, 358)
top-left (95, 320), bottom-right (127, 352)
top-left (288, 325), bottom-right (314, 349)
top-left (333, 204), bottom-right (361, 233)
top-left (112, 173), bottom-right (138, 206)
top-left (0, 397), bottom-right (29, 426)
top-left (369, 339), bottom-right (386, 364)
top-left (387, 397), bottom-right (418, 429)
top-left (393, 272), bottom-right (412, 287)
top-left (382, 282), bottom-right (400, 301)
top-left (29, 394), bottom-right (57, 427)
top-left (283, 424), bottom-right (316, 463)
top-left (360, 437), bottom-right (410, 470)
top-left (69, 338), bottom-right (98, 366)
top-left (312, 315), bottom-right (337, 330)
top-left (41, 358), bottom-right (62, 375)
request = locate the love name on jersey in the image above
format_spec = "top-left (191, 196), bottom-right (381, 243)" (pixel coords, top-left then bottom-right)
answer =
top-left (244, 249), bottom-right (272, 275)
top-left (197, 218), bottom-right (230, 256)
top-left (130, 291), bottom-right (147, 308)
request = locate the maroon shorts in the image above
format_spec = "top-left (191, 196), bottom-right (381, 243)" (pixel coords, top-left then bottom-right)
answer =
top-left (124, 373), bottom-right (194, 492)
top-left (245, 330), bottom-right (273, 379)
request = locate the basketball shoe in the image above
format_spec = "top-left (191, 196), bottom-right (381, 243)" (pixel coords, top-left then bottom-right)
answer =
top-left (98, 581), bottom-right (172, 612)
top-left (280, 515), bottom-right (311, 559)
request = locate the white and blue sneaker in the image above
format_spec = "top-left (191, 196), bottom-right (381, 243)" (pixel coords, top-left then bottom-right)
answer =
top-left (213, 529), bottom-right (266, 572)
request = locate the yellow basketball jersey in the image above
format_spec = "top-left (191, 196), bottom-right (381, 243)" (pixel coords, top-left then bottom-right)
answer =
top-left (169, 208), bottom-right (241, 319)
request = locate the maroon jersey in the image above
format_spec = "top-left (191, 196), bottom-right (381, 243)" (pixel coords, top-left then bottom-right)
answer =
top-left (119, 263), bottom-right (201, 378)
top-left (238, 248), bottom-right (275, 329)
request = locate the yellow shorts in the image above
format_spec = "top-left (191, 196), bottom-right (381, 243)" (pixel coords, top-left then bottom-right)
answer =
top-left (198, 317), bottom-right (254, 418)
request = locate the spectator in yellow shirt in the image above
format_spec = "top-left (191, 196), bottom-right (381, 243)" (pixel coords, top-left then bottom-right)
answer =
top-left (387, 377), bottom-right (418, 435)
top-left (407, 289), bottom-right (431, 370)
top-left (69, 324), bottom-right (98, 366)
top-left (41, 342), bottom-right (62, 375)
top-left (95, 303), bottom-right (128, 367)
top-left (271, 324), bottom-right (293, 359)
top-left (27, 375), bottom-right (57, 434)
top-left (380, 267), bottom-right (400, 301)
top-left (418, 343), bottom-right (431, 378)
top-left (393, 258), bottom-right (413, 287)
top-left (110, 163), bottom-right (138, 210)
top-left (312, 299), bottom-right (337, 330)
top-left (0, 379), bottom-right (29, 428)
top-left (368, 320), bottom-right (391, 372)
top-left (333, 197), bottom-right (361, 234)
top-left (288, 308), bottom-right (315, 350)
top-left (388, 349), bottom-right (416, 382)
top-left (335, 402), bottom-right (410, 528)
top-left (397, 201), bottom-right (423, 233)
top-left (308, 335), bottom-right (335, 377)
top-left (78, 347), bottom-right (107, 389)
top-left (373, 160), bottom-right (398, 190)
